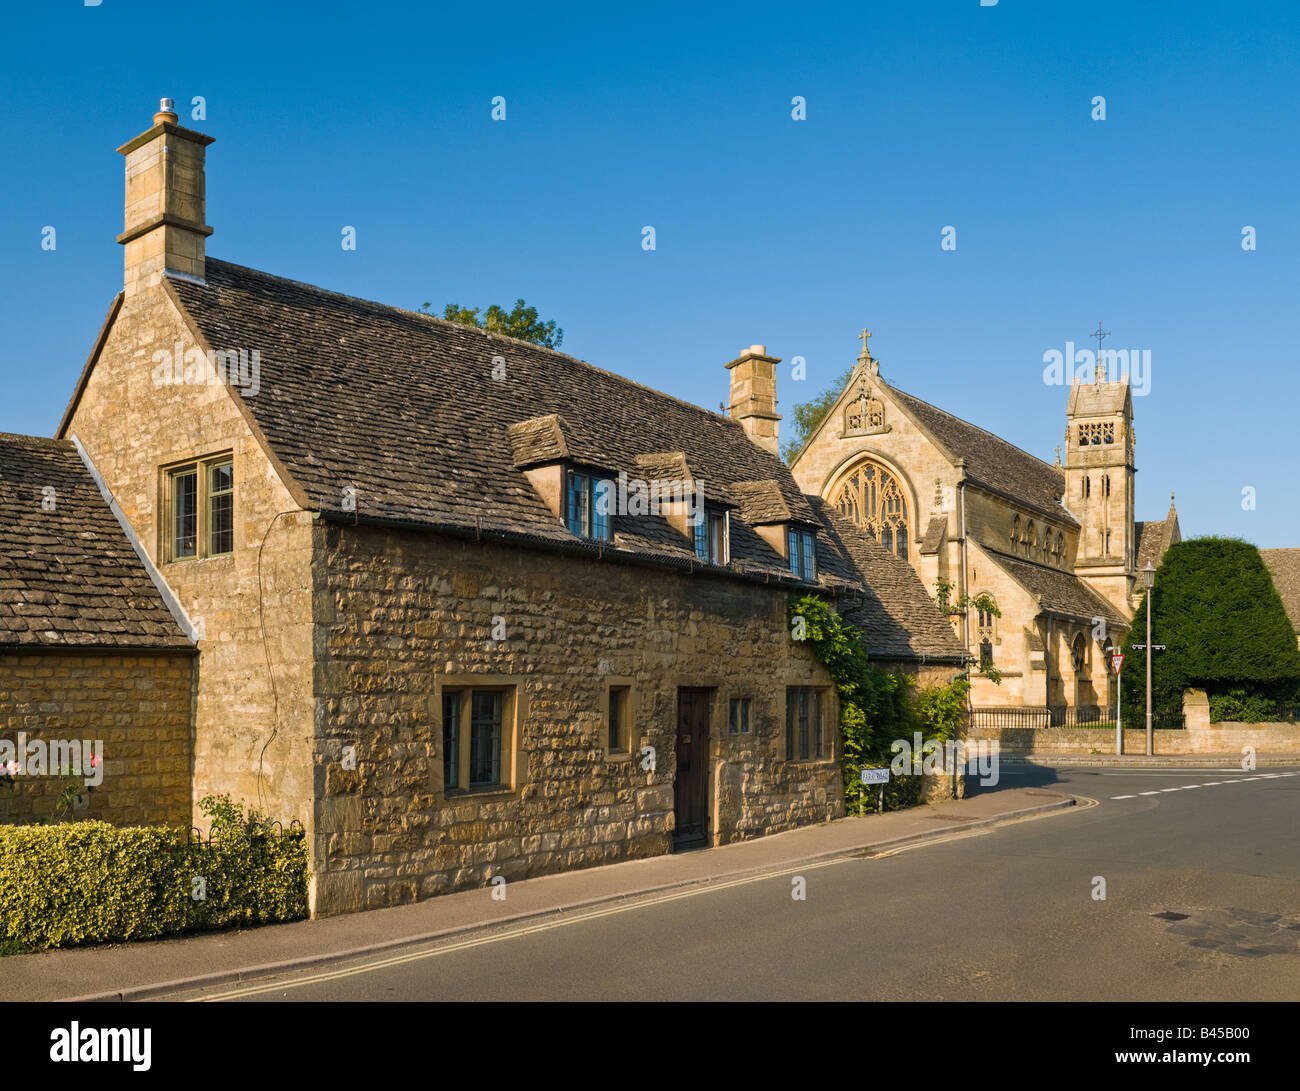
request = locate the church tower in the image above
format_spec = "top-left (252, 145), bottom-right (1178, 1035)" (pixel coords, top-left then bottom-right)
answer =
top-left (1063, 349), bottom-right (1136, 617)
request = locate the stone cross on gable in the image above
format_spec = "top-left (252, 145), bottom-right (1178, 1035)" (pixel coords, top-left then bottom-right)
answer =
top-left (857, 326), bottom-right (879, 375)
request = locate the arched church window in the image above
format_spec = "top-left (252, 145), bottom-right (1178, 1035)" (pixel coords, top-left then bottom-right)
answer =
top-left (831, 459), bottom-right (910, 560)
top-left (1070, 632), bottom-right (1086, 673)
top-left (1011, 515), bottom-right (1021, 552)
top-left (1083, 476), bottom-right (1091, 499)
top-left (1042, 526), bottom-right (1052, 564)
top-left (979, 638), bottom-right (993, 672)
top-left (1055, 532), bottom-right (1065, 567)
top-left (1103, 475), bottom-right (1111, 497)
top-left (1024, 520), bottom-right (1035, 558)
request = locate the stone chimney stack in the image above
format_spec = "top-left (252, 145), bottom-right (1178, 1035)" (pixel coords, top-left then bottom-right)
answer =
top-left (117, 98), bottom-right (214, 299)
top-left (726, 345), bottom-right (782, 455)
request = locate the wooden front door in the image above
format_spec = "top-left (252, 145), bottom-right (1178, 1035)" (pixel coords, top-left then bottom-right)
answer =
top-left (674, 688), bottom-right (710, 847)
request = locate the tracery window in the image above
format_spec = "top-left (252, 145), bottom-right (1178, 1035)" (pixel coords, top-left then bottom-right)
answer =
top-left (1070, 632), bottom-right (1087, 673)
top-left (1024, 520), bottom-right (1036, 558)
top-left (1011, 515), bottom-right (1021, 552)
top-left (831, 460), bottom-right (910, 559)
top-left (1054, 532), bottom-right (1065, 567)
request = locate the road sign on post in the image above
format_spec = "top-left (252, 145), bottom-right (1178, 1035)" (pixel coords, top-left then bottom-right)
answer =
top-left (860, 767), bottom-right (889, 815)
top-left (1112, 653), bottom-right (1124, 754)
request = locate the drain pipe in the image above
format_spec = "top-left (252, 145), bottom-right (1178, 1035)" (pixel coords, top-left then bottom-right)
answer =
top-left (957, 461), bottom-right (970, 651)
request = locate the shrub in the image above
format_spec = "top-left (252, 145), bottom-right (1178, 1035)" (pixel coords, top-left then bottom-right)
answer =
top-left (1123, 538), bottom-right (1300, 722)
top-left (0, 819), bottom-right (308, 951)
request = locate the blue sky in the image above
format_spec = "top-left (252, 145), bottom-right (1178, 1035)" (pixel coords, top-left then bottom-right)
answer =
top-left (1, 0), bottom-right (1296, 545)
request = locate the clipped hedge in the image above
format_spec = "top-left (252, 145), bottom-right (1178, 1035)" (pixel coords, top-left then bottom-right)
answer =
top-left (0, 820), bottom-right (308, 950)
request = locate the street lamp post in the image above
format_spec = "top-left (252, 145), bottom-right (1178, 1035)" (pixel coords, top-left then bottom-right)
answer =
top-left (1142, 562), bottom-right (1156, 756)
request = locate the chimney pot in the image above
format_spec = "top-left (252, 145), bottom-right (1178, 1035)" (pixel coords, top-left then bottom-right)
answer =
top-left (748, 345), bottom-right (767, 355)
top-left (153, 97), bottom-right (179, 125)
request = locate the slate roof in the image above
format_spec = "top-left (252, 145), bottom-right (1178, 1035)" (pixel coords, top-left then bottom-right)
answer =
top-left (983, 546), bottom-right (1126, 627)
top-left (811, 499), bottom-right (967, 663)
top-left (163, 260), bottom-right (818, 579)
top-left (1260, 549), bottom-right (1300, 637)
top-left (889, 386), bottom-right (1075, 524)
top-left (1135, 501), bottom-right (1181, 572)
top-left (0, 433), bottom-right (191, 649)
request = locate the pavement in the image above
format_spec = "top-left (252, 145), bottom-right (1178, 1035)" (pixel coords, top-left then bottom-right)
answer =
top-left (4, 784), bottom-right (1073, 1002)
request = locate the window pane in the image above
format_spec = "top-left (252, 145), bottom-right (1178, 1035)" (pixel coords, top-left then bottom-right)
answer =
top-left (798, 690), bottom-right (810, 760)
top-left (785, 691), bottom-right (795, 758)
top-left (592, 478), bottom-right (610, 540)
top-left (710, 513), bottom-right (725, 563)
top-left (442, 693), bottom-right (460, 789)
top-left (469, 691), bottom-right (503, 787)
top-left (208, 461), bottom-right (233, 555)
top-left (566, 472), bottom-right (583, 536)
top-left (741, 698), bottom-right (750, 734)
top-left (695, 518), bottom-right (707, 561)
top-left (813, 692), bottom-right (823, 758)
top-left (609, 688), bottom-right (626, 751)
top-left (788, 529), bottom-right (799, 575)
top-left (802, 533), bottom-right (815, 579)
top-left (171, 470), bottom-right (198, 559)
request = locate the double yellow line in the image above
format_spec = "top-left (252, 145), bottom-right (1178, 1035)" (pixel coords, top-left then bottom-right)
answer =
top-left (192, 857), bottom-right (848, 1001)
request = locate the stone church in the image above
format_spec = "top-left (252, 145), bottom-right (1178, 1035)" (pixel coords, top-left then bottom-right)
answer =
top-left (787, 334), bottom-right (1181, 722)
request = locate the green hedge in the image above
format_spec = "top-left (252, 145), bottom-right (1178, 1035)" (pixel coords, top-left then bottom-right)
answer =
top-left (0, 820), bottom-right (308, 951)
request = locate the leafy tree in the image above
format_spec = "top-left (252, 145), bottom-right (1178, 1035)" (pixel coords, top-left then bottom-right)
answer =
top-left (788, 595), bottom-right (919, 810)
top-left (781, 369), bottom-right (852, 464)
top-left (419, 298), bottom-right (564, 349)
top-left (1121, 538), bottom-right (1300, 722)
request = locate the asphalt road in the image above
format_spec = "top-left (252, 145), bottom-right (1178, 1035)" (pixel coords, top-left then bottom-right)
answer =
top-left (168, 766), bottom-right (1300, 1002)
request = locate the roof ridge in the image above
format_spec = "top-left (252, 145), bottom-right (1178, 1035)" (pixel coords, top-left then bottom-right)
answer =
top-left (194, 259), bottom-right (764, 449)
top-left (0, 431), bottom-right (74, 448)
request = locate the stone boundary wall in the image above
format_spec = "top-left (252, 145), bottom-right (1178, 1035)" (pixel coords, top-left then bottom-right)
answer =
top-left (967, 722), bottom-right (1300, 755)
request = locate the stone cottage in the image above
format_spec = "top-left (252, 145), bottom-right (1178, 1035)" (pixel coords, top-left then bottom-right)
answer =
top-left (2, 101), bottom-right (964, 916)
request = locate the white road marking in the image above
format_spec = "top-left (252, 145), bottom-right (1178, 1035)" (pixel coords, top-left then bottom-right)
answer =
top-left (1110, 794), bottom-right (1136, 799)
top-left (1139, 791), bottom-right (1161, 796)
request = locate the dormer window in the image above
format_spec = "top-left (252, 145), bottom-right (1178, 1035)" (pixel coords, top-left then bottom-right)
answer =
top-left (565, 468), bottom-right (611, 541)
top-left (694, 509), bottom-right (729, 564)
top-left (787, 527), bottom-right (817, 580)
